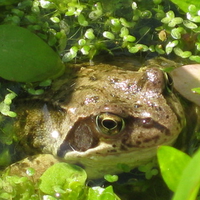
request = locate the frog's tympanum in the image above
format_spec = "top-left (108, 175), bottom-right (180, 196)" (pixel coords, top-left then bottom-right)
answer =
top-left (10, 58), bottom-right (189, 179)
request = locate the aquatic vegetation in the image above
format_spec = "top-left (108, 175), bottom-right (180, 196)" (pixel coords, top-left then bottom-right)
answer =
top-left (0, 0), bottom-right (200, 63)
top-left (157, 146), bottom-right (200, 200)
top-left (0, 0), bottom-right (200, 200)
top-left (0, 163), bottom-right (120, 200)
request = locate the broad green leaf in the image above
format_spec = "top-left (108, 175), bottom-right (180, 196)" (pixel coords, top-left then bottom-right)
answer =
top-left (157, 146), bottom-right (191, 192)
top-left (173, 149), bottom-right (200, 200)
top-left (169, 0), bottom-right (200, 13)
top-left (39, 162), bottom-right (87, 195)
top-left (0, 25), bottom-right (64, 82)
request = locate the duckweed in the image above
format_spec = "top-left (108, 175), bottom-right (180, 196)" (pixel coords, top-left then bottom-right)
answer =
top-left (0, 0), bottom-right (200, 62)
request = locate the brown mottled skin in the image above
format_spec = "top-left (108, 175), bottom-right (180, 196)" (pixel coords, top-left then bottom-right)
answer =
top-left (12, 58), bottom-right (186, 179)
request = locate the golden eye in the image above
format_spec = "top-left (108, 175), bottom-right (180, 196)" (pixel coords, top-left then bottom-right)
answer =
top-left (96, 113), bottom-right (125, 136)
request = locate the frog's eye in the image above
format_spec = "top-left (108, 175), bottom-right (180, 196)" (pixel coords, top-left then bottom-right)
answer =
top-left (96, 113), bottom-right (125, 136)
top-left (164, 72), bottom-right (173, 91)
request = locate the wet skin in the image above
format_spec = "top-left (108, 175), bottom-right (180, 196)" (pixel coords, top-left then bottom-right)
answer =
top-left (12, 58), bottom-right (187, 179)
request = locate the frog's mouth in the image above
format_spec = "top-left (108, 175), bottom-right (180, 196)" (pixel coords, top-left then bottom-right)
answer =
top-left (57, 136), bottom-right (178, 180)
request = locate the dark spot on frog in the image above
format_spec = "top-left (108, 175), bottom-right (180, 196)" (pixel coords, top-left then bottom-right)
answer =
top-left (120, 144), bottom-right (129, 151)
top-left (109, 77), bottom-right (120, 84)
top-left (89, 75), bottom-right (98, 81)
top-left (19, 162), bottom-right (30, 168)
top-left (135, 140), bottom-right (142, 145)
top-left (119, 116), bottom-right (170, 148)
top-left (142, 135), bottom-right (160, 143)
top-left (36, 160), bottom-right (40, 165)
top-left (112, 144), bottom-right (117, 148)
top-left (107, 149), bottom-right (117, 153)
top-left (134, 104), bottom-right (142, 109)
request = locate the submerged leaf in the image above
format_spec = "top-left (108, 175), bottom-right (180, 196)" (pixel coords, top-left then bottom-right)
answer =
top-left (0, 25), bottom-right (64, 82)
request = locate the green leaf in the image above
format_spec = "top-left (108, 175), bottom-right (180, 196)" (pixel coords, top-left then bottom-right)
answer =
top-left (50, 16), bottom-right (60, 23)
top-left (103, 31), bottom-right (115, 40)
top-left (155, 45), bottom-right (165, 54)
top-left (171, 29), bottom-right (181, 39)
top-left (165, 40), bottom-right (178, 54)
top-left (39, 79), bottom-right (52, 87)
top-left (174, 47), bottom-right (192, 58)
top-left (191, 16), bottom-right (200, 23)
top-left (170, 0), bottom-right (200, 13)
top-left (104, 174), bottom-right (118, 183)
top-left (188, 5), bottom-right (198, 13)
top-left (78, 14), bottom-right (89, 26)
top-left (123, 35), bottom-right (136, 42)
top-left (81, 45), bottom-right (90, 55)
top-left (0, 0), bottom-right (19, 6)
top-left (192, 87), bottom-right (200, 94)
top-left (183, 20), bottom-right (198, 29)
top-left (100, 186), bottom-right (119, 200)
top-left (39, 162), bottom-right (87, 195)
top-left (119, 27), bottom-right (129, 37)
top-left (132, 2), bottom-right (137, 10)
top-left (27, 88), bottom-right (44, 95)
top-left (85, 28), bottom-right (95, 40)
top-left (88, 186), bottom-right (120, 200)
top-left (189, 55), bottom-right (200, 62)
top-left (173, 149), bottom-right (200, 200)
top-left (120, 18), bottom-right (134, 28)
top-left (0, 90), bottom-right (17, 117)
top-left (0, 25), bottom-right (64, 82)
top-left (168, 17), bottom-right (183, 27)
top-left (78, 39), bottom-right (86, 46)
top-left (157, 146), bottom-right (191, 192)
top-left (65, 7), bottom-right (76, 16)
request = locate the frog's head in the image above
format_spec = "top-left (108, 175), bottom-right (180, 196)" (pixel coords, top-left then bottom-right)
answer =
top-left (16, 64), bottom-right (186, 178)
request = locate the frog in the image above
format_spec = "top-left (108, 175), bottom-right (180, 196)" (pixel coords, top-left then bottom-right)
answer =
top-left (6, 57), bottom-right (198, 180)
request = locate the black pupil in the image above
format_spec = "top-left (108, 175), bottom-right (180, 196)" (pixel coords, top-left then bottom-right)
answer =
top-left (102, 119), bottom-right (117, 129)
